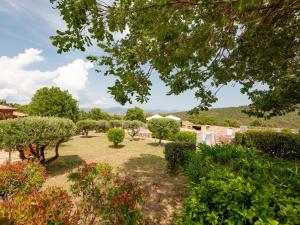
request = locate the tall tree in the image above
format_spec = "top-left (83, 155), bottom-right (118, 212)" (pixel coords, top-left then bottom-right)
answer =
top-left (124, 107), bottom-right (146, 122)
top-left (29, 87), bottom-right (79, 121)
top-left (49, 0), bottom-right (300, 118)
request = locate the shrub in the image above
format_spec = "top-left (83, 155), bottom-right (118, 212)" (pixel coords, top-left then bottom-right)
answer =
top-left (237, 130), bottom-right (300, 158)
top-left (1, 187), bottom-right (77, 225)
top-left (224, 119), bottom-right (240, 127)
top-left (0, 117), bottom-right (76, 164)
top-left (281, 127), bottom-right (292, 134)
top-left (107, 128), bottom-right (125, 146)
top-left (147, 118), bottom-right (180, 144)
top-left (178, 145), bottom-right (300, 224)
top-left (172, 131), bottom-right (196, 144)
top-left (234, 131), bottom-right (244, 145)
top-left (164, 142), bottom-right (196, 173)
top-left (0, 161), bottom-right (46, 199)
top-left (68, 163), bottom-right (145, 225)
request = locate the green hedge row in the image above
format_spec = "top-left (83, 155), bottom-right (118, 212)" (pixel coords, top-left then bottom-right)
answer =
top-left (177, 144), bottom-right (300, 224)
top-left (164, 142), bottom-right (196, 173)
top-left (235, 130), bottom-right (300, 158)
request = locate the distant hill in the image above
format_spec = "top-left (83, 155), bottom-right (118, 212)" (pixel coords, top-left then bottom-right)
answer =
top-left (173, 106), bottom-right (300, 129)
top-left (90, 107), bottom-right (180, 115)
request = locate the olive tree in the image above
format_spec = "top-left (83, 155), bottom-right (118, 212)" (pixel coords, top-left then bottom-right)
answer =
top-left (124, 120), bottom-right (144, 140)
top-left (0, 117), bottom-right (76, 164)
top-left (147, 119), bottom-right (180, 145)
top-left (76, 120), bottom-right (98, 136)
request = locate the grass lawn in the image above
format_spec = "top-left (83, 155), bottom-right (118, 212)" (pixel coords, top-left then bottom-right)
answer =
top-left (45, 133), bottom-right (188, 224)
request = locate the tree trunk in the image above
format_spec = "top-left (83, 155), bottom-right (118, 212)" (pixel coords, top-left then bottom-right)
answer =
top-left (8, 150), bottom-right (11, 163)
top-left (40, 146), bottom-right (46, 165)
top-left (158, 138), bottom-right (162, 145)
top-left (46, 139), bottom-right (63, 164)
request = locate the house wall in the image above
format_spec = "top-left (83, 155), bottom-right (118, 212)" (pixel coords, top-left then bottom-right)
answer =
top-left (0, 110), bottom-right (14, 120)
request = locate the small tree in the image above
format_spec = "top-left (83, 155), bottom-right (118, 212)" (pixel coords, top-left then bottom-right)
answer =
top-left (125, 107), bottom-right (146, 122)
top-left (125, 120), bottom-right (144, 140)
top-left (97, 120), bottom-right (110, 133)
top-left (76, 120), bottom-right (98, 136)
top-left (107, 128), bottom-right (125, 146)
top-left (108, 120), bottom-right (123, 128)
top-left (147, 119), bottom-right (180, 145)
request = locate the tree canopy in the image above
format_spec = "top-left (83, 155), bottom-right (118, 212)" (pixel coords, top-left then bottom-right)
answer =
top-left (124, 107), bottom-right (146, 122)
top-left (49, 0), bottom-right (300, 118)
top-left (79, 108), bottom-right (111, 120)
top-left (29, 87), bottom-right (79, 121)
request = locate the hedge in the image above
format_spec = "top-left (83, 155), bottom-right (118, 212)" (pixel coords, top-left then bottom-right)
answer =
top-left (178, 145), bottom-right (300, 224)
top-left (235, 130), bottom-right (300, 158)
top-left (172, 131), bottom-right (196, 144)
top-left (164, 142), bottom-right (196, 173)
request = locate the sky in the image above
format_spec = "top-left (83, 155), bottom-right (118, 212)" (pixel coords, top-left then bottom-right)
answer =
top-left (0, 0), bottom-right (251, 111)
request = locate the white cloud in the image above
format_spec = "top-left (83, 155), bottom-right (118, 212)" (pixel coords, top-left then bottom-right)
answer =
top-left (93, 98), bottom-right (109, 107)
top-left (0, 48), bottom-right (94, 104)
top-left (53, 59), bottom-right (94, 97)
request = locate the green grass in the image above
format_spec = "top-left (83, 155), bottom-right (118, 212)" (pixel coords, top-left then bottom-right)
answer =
top-left (173, 106), bottom-right (300, 128)
top-left (45, 133), bottom-right (188, 224)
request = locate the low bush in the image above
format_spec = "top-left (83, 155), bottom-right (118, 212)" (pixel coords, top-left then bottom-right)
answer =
top-left (235, 130), bottom-right (300, 158)
top-left (107, 128), bottom-right (125, 146)
top-left (172, 131), bottom-right (196, 144)
top-left (164, 142), bottom-right (196, 173)
top-left (281, 127), bottom-right (292, 134)
top-left (1, 187), bottom-right (77, 225)
top-left (76, 119), bottom-right (98, 136)
top-left (177, 145), bottom-right (300, 224)
top-left (0, 161), bottom-right (46, 199)
top-left (68, 163), bottom-right (145, 225)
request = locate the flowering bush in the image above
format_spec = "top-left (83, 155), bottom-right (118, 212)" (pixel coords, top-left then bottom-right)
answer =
top-left (68, 163), bottom-right (146, 225)
top-left (0, 161), bottom-right (46, 199)
top-left (1, 187), bottom-right (77, 225)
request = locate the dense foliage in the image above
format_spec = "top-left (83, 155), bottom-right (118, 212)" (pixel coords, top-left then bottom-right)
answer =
top-left (235, 130), bottom-right (300, 158)
top-left (147, 118), bottom-right (180, 144)
top-left (1, 187), bottom-right (76, 225)
top-left (50, 0), bottom-right (300, 117)
top-left (68, 163), bottom-right (145, 225)
top-left (107, 128), bottom-right (125, 146)
top-left (79, 108), bottom-right (111, 121)
top-left (164, 142), bottom-right (196, 173)
top-left (178, 144), bottom-right (300, 224)
top-left (172, 131), bottom-right (196, 144)
top-left (0, 117), bottom-right (76, 164)
top-left (29, 87), bottom-right (79, 121)
top-left (0, 161), bottom-right (46, 199)
top-left (76, 119), bottom-right (98, 136)
top-left (124, 107), bottom-right (146, 122)
top-left (188, 113), bottom-right (218, 125)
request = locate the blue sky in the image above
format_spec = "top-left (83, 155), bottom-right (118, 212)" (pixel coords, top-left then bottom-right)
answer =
top-left (0, 0), bottom-right (250, 110)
